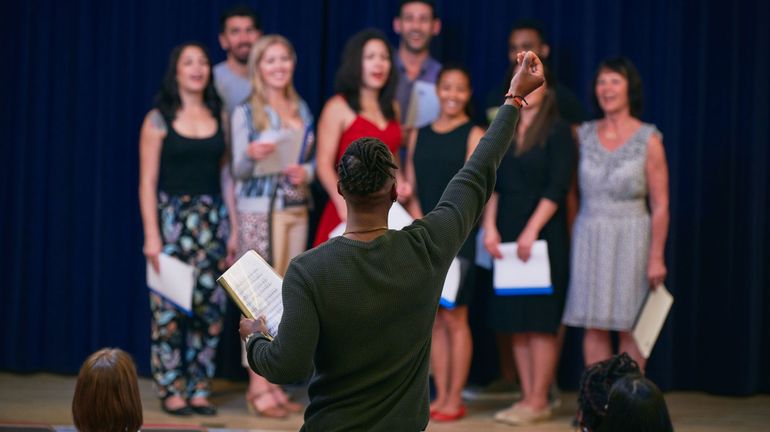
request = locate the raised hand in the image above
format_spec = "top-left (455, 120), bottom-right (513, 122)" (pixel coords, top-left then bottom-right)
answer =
top-left (508, 51), bottom-right (545, 99)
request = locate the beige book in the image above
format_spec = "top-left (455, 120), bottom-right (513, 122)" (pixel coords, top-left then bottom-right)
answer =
top-left (632, 284), bottom-right (674, 358)
top-left (217, 250), bottom-right (283, 337)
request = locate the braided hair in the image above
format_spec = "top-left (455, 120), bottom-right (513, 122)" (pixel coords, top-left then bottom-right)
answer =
top-left (337, 137), bottom-right (397, 200)
top-left (577, 353), bottom-right (642, 432)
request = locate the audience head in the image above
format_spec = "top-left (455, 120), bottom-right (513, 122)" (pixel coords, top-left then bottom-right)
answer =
top-left (219, 4), bottom-right (261, 64)
top-left (72, 348), bottom-right (143, 432)
top-left (435, 64), bottom-right (474, 118)
top-left (593, 56), bottom-right (644, 118)
top-left (335, 28), bottom-right (398, 120)
top-left (393, 0), bottom-right (441, 54)
top-left (337, 137), bottom-right (398, 208)
top-left (509, 19), bottom-right (550, 63)
top-left (247, 35), bottom-right (299, 130)
top-left (600, 375), bottom-right (674, 432)
top-left (155, 42), bottom-right (222, 120)
top-left (577, 352), bottom-right (642, 432)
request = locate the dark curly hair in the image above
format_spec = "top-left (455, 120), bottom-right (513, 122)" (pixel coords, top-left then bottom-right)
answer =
top-left (337, 137), bottom-right (397, 200)
top-left (154, 42), bottom-right (222, 121)
top-left (334, 29), bottom-right (398, 121)
top-left (601, 375), bottom-right (673, 432)
top-left (577, 353), bottom-right (642, 432)
top-left (592, 56), bottom-right (644, 119)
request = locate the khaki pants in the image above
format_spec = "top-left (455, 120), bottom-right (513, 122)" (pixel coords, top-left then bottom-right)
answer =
top-left (271, 206), bottom-right (309, 277)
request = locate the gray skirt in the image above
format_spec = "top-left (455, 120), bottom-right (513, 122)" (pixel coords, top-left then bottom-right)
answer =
top-left (562, 202), bottom-right (650, 331)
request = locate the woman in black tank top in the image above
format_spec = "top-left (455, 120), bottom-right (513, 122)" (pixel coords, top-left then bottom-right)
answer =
top-left (405, 66), bottom-right (485, 422)
top-left (138, 42), bottom-right (236, 416)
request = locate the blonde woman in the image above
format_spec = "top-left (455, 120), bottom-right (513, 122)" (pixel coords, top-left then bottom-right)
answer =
top-left (230, 34), bottom-right (314, 417)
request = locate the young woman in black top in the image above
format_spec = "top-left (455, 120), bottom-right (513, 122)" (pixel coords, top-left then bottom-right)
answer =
top-left (483, 66), bottom-right (575, 425)
top-left (405, 65), bottom-right (484, 422)
top-left (138, 42), bottom-right (237, 416)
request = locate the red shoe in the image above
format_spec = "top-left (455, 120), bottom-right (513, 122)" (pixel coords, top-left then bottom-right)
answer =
top-left (430, 405), bottom-right (466, 422)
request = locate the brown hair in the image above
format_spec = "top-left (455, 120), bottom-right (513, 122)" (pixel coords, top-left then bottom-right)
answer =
top-left (516, 66), bottom-right (559, 155)
top-left (72, 348), bottom-right (143, 432)
top-left (592, 56), bottom-right (644, 118)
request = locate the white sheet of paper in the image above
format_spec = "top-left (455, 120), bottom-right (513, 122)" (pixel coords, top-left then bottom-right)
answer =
top-left (493, 241), bottom-right (553, 296)
top-left (405, 81), bottom-right (440, 129)
top-left (632, 284), bottom-right (674, 358)
top-left (328, 203), bottom-right (414, 239)
top-left (252, 129), bottom-right (304, 177)
top-left (439, 258), bottom-right (461, 309)
top-left (146, 254), bottom-right (195, 315)
top-left (217, 250), bottom-right (284, 337)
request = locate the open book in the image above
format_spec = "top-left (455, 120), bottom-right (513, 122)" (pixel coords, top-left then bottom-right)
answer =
top-left (217, 250), bottom-right (283, 337)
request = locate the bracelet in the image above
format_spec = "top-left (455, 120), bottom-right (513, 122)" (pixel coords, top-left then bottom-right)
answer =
top-left (504, 92), bottom-right (528, 107)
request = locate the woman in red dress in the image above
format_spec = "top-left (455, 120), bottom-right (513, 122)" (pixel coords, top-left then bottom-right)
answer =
top-left (313, 28), bottom-right (410, 246)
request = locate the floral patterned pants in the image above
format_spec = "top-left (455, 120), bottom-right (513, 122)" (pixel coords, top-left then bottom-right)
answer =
top-left (150, 192), bottom-right (228, 400)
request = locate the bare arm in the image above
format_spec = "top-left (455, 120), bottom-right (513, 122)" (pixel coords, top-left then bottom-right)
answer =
top-left (220, 110), bottom-right (239, 265)
top-left (138, 110), bottom-right (166, 272)
top-left (646, 133), bottom-right (669, 287)
top-left (465, 126), bottom-right (485, 160)
top-left (515, 199), bottom-right (558, 261)
top-left (403, 128), bottom-right (423, 217)
top-left (316, 96), bottom-right (349, 220)
top-left (481, 192), bottom-right (502, 259)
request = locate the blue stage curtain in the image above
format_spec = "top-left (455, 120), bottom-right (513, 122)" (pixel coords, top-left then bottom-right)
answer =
top-left (2, 0), bottom-right (768, 395)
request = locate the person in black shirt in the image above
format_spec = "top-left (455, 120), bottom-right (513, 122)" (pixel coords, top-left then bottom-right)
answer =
top-left (485, 19), bottom-right (585, 125)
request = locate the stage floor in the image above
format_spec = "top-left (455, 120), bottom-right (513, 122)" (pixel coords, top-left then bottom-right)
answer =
top-left (1, 373), bottom-right (768, 431)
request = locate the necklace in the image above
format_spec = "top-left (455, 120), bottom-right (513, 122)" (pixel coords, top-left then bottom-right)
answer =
top-left (343, 226), bottom-right (389, 236)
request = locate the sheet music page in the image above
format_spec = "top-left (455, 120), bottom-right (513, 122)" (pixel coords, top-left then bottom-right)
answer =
top-left (252, 129), bottom-right (304, 177)
top-left (146, 253), bottom-right (195, 315)
top-left (632, 284), bottom-right (674, 358)
top-left (218, 250), bottom-right (284, 337)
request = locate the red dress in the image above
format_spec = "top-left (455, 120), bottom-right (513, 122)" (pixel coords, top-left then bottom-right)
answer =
top-left (313, 115), bottom-right (402, 246)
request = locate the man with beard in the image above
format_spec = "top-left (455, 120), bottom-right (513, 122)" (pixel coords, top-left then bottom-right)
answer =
top-left (393, 0), bottom-right (442, 132)
top-left (214, 5), bottom-right (262, 114)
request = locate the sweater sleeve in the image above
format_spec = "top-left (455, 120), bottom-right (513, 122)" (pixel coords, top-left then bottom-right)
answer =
top-left (542, 122), bottom-right (576, 204)
top-left (417, 105), bottom-right (519, 260)
top-left (247, 262), bottom-right (318, 384)
top-left (231, 105), bottom-right (256, 180)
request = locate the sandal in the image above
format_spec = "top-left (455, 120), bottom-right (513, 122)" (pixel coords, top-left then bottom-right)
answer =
top-left (271, 387), bottom-right (304, 413)
top-left (246, 390), bottom-right (289, 418)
